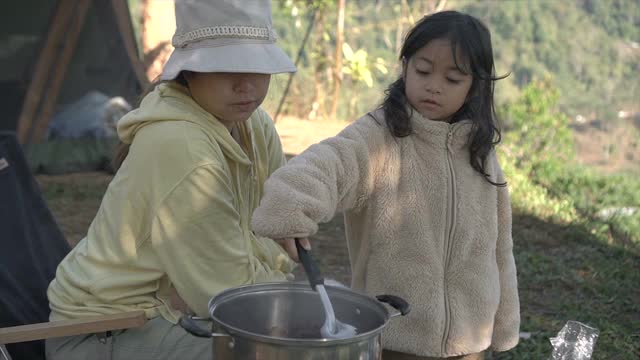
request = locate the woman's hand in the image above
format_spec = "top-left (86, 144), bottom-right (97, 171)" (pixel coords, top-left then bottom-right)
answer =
top-left (276, 237), bottom-right (311, 262)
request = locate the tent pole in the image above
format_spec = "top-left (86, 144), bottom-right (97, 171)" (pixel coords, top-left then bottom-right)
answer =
top-left (16, 0), bottom-right (76, 144)
top-left (111, 0), bottom-right (150, 90)
top-left (30, 0), bottom-right (93, 144)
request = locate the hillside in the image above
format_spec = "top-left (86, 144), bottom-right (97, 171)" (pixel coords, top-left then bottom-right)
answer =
top-left (267, 0), bottom-right (639, 172)
top-left (460, 0), bottom-right (639, 173)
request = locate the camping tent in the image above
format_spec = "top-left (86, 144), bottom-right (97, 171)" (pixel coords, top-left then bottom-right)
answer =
top-left (0, 131), bottom-right (71, 360)
top-left (0, 0), bottom-right (148, 144)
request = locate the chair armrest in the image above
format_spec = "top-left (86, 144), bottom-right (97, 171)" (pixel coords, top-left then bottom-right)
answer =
top-left (0, 311), bottom-right (146, 345)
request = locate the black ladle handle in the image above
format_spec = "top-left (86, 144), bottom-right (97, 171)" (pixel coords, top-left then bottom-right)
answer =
top-left (295, 238), bottom-right (324, 290)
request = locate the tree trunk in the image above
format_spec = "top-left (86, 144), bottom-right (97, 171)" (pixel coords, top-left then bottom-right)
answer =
top-left (140, 0), bottom-right (150, 53)
top-left (427, 0), bottom-right (447, 14)
top-left (395, 1), bottom-right (406, 56)
top-left (330, 0), bottom-right (346, 120)
top-left (308, 11), bottom-right (326, 121)
top-left (140, 0), bottom-right (175, 81)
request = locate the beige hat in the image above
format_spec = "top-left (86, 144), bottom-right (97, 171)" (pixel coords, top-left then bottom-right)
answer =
top-left (161, 0), bottom-right (296, 80)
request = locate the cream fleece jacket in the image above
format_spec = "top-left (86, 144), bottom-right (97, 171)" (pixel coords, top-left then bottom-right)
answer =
top-left (48, 83), bottom-right (294, 323)
top-left (251, 108), bottom-right (520, 357)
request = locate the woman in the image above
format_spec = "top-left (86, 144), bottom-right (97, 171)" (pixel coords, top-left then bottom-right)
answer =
top-left (46, 0), bottom-right (297, 358)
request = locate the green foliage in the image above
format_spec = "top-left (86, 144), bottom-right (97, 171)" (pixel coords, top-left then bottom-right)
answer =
top-left (498, 152), bottom-right (577, 224)
top-left (458, 0), bottom-right (639, 118)
top-left (269, 0), bottom-right (411, 119)
top-left (342, 43), bottom-right (387, 88)
top-left (540, 165), bottom-right (640, 248)
top-left (501, 79), bottom-right (640, 250)
top-left (542, 167), bottom-right (640, 212)
top-left (496, 79), bottom-right (640, 358)
top-left (501, 78), bottom-right (575, 177)
top-left (499, 217), bottom-right (640, 359)
top-left (269, 0), bottom-right (638, 123)
top-left (582, 0), bottom-right (640, 41)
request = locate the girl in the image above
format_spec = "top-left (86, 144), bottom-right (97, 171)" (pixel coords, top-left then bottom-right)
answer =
top-left (251, 11), bottom-right (520, 360)
top-left (45, 0), bottom-right (297, 359)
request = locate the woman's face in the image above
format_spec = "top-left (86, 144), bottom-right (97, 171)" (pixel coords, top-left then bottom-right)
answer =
top-left (403, 38), bottom-right (473, 122)
top-left (185, 72), bottom-right (271, 129)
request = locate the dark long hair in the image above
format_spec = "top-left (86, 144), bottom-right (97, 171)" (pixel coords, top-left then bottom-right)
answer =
top-left (112, 73), bottom-right (189, 170)
top-left (381, 11), bottom-right (507, 186)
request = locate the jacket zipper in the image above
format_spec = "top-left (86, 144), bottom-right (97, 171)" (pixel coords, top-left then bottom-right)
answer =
top-left (441, 126), bottom-right (457, 354)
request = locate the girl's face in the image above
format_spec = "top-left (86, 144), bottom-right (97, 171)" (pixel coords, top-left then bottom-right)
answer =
top-left (403, 38), bottom-right (473, 122)
top-left (185, 72), bottom-right (271, 129)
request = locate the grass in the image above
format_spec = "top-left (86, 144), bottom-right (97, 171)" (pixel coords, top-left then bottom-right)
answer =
top-left (496, 151), bottom-right (639, 357)
top-left (37, 173), bottom-right (113, 245)
top-left (493, 215), bottom-right (640, 359)
top-left (40, 175), bottom-right (110, 201)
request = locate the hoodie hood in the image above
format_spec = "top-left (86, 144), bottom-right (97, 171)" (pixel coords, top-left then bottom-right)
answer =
top-left (117, 82), bottom-right (252, 165)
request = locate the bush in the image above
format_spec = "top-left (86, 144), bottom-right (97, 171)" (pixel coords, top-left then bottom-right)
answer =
top-left (500, 79), bottom-right (639, 250)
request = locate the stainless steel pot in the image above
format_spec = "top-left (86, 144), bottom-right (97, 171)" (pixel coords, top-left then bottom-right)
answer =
top-left (180, 282), bottom-right (410, 360)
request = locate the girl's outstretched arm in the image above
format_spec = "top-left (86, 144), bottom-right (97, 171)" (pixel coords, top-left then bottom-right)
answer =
top-left (252, 117), bottom-right (383, 243)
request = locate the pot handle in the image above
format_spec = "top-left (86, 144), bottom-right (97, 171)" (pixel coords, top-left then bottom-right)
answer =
top-left (179, 315), bottom-right (232, 339)
top-left (376, 295), bottom-right (411, 318)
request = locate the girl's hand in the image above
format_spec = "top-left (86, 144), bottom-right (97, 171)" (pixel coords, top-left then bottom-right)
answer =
top-left (276, 237), bottom-right (311, 262)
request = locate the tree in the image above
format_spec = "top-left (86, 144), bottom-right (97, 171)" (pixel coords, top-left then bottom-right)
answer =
top-left (138, 0), bottom-right (174, 81)
top-left (501, 77), bottom-right (574, 177)
top-left (330, 0), bottom-right (346, 120)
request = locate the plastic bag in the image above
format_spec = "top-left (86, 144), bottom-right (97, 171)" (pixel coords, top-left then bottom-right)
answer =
top-left (549, 321), bottom-right (599, 360)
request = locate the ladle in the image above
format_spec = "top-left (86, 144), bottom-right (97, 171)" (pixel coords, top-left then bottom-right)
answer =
top-left (295, 239), bottom-right (357, 339)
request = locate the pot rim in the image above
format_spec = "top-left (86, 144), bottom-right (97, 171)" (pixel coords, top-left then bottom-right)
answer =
top-left (207, 282), bottom-right (392, 346)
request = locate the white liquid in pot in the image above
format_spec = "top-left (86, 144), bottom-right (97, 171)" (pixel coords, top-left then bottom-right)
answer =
top-left (317, 284), bottom-right (358, 339)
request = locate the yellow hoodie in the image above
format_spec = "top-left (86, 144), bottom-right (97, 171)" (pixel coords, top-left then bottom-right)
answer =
top-left (47, 83), bottom-right (295, 323)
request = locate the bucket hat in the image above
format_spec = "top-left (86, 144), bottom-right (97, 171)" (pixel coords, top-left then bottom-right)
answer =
top-left (161, 0), bottom-right (296, 80)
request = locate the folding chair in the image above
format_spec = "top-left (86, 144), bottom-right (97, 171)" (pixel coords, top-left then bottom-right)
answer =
top-left (0, 132), bottom-right (146, 360)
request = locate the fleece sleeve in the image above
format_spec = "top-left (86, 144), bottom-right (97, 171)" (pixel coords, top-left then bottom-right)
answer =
top-left (251, 120), bottom-right (378, 239)
top-left (490, 164), bottom-right (521, 351)
top-left (151, 164), bottom-right (292, 317)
